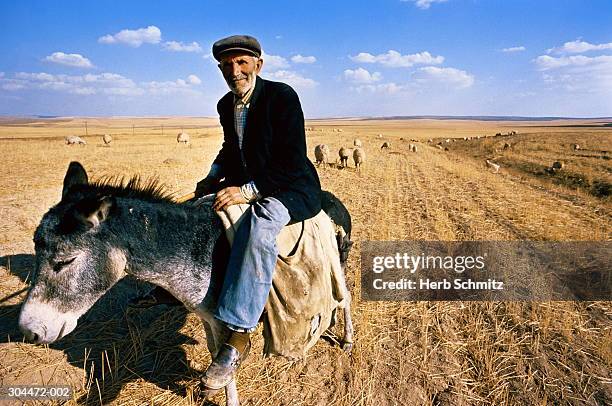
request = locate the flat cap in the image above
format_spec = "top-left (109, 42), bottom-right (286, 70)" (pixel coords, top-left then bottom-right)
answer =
top-left (212, 35), bottom-right (262, 61)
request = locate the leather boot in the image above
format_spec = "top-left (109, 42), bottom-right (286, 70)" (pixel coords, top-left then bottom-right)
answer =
top-left (201, 332), bottom-right (251, 390)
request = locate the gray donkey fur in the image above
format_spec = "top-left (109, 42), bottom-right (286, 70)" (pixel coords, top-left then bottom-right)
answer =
top-left (19, 161), bottom-right (353, 406)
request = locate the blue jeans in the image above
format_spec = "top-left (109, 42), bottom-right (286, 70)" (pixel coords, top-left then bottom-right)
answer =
top-left (214, 197), bottom-right (291, 331)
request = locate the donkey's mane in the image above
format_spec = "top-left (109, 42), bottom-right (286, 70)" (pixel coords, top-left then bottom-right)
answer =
top-left (84, 175), bottom-right (179, 203)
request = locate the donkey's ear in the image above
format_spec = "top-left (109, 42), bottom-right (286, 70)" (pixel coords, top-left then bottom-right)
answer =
top-left (62, 161), bottom-right (88, 199)
top-left (74, 196), bottom-right (115, 229)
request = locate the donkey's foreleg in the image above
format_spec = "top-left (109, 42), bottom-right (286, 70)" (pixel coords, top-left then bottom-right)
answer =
top-left (337, 264), bottom-right (354, 352)
top-left (225, 380), bottom-right (239, 406)
top-left (342, 290), bottom-right (354, 352)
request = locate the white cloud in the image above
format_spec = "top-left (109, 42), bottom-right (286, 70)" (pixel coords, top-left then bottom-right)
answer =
top-left (291, 54), bottom-right (316, 64)
top-left (98, 25), bottom-right (161, 47)
top-left (351, 82), bottom-right (404, 94)
top-left (1, 79), bottom-right (25, 91)
top-left (535, 54), bottom-right (612, 70)
top-left (350, 50), bottom-right (444, 67)
top-left (163, 41), bottom-right (202, 53)
top-left (547, 39), bottom-right (612, 55)
top-left (401, 0), bottom-right (448, 10)
top-left (15, 72), bottom-right (55, 81)
top-left (263, 70), bottom-right (317, 89)
top-left (187, 74), bottom-right (202, 85)
top-left (43, 52), bottom-right (94, 68)
top-left (344, 68), bottom-right (382, 84)
top-left (262, 53), bottom-right (290, 71)
top-left (414, 66), bottom-right (474, 88)
top-left (143, 78), bottom-right (200, 95)
top-left (502, 46), bottom-right (526, 53)
top-left (1, 71), bottom-right (203, 96)
top-left (534, 54), bottom-right (612, 92)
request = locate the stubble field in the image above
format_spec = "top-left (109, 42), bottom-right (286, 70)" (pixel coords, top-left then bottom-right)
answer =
top-left (0, 116), bottom-right (610, 405)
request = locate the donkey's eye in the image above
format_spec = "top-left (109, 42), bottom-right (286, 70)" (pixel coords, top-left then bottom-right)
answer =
top-left (53, 257), bottom-right (76, 273)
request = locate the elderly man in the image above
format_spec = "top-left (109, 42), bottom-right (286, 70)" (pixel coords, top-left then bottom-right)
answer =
top-left (195, 34), bottom-right (322, 390)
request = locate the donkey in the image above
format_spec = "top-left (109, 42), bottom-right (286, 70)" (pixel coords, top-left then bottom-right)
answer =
top-left (18, 161), bottom-right (354, 406)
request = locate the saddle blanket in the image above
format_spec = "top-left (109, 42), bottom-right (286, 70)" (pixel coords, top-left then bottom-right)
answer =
top-left (195, 196), bottom-right (347, 359)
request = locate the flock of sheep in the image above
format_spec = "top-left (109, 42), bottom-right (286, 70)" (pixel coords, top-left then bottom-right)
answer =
top-left (313, 136), bottom-right (422, 173)
top-left (63, 127), bottom-right (578, 177)
top-left (314, 140), bottom-right (368, 172)
top-left (64, 132), bottom-right (191, 146)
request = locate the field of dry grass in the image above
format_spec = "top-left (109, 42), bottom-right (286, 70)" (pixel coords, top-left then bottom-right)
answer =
top-left (0, 117), bottom-right (610, 405)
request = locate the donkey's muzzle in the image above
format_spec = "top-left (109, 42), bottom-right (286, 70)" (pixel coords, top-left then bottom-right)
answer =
top-left (19, 322), bottom-right (47, 344)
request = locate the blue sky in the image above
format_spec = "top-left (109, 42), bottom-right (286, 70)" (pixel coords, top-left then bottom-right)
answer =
top-left (1, 0), bottom-right (611, 117)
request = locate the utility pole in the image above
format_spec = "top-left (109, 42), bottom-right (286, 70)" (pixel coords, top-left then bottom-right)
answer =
top-left (161, 124), bottom-right (164, 136)
top-left (85, 120), bottom-right (88, 136)
top-left (132, 124), bottom-right (135, 137)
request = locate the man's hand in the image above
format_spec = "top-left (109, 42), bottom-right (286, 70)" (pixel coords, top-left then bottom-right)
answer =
top-left (213, 186), bottom-right (247, 211)
top-left (195, 176), bottom-right (220, 198)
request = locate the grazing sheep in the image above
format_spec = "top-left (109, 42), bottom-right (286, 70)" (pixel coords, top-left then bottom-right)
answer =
top-left (314, 144), bottom-right (330, 167)
top-left (436, 145), bottom-right (444, 150)
top-left (427, 139), bottom-right (433, 143)
top-left (503, 143), bottom-right (511, 150)
top-left (381, 141), bottom-right (390, 150)
top-left (377, 134), bottom-right (383, 138)
top-left (102, 134), bottom-right (112, 145)
top-left (444, 147), bottom-right (449, 151)
top-left (353, 148), bottom-right (365, 172)
top-left (411, 144), bottom-right (418, 153)
top-left (353, 139), bottom-right (363, 147)
top-left (551, 161), bottom-right (564, 172)
top-left (399, 137), bottom-right (404, 141)
top-left (572, 143), bottom-right (581, 151)
top-left (485, 159), bottom-right (500, 173)
top-left (177, 132), bottom-right (190, 144)
top-left (339, 147), bottom-right (350, 168)
top-left (65, 135), bottom-right (86, 145)
top-left (445, 139), bottom-right (450, 143)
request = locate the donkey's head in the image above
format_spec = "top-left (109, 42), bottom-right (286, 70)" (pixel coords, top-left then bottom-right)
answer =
top-left (19, 162), bottom-right (127, 344)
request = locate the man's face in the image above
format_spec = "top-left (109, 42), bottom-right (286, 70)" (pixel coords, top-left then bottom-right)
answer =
top-left (218, 52), bottom-right (263, 96)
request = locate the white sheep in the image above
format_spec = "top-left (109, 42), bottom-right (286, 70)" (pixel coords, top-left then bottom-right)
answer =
top-left (485, 159), bottom-right (500, 173)
top-left (314, 144), bottom-right (330, 167)
top-left (339, 147), bottom-right (350, 168)
top-left (353, 147), bottom-right (365, 172)
top-left (102, 134), bottom-right (112, 145)
top-left (353, 139), bottom-right (362, 147)
top-left (177, 132), bottom-right (190, 144)
top-left (65, 135), bottom-right (86, 145)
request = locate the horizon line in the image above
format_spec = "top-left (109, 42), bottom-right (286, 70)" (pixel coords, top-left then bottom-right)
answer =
top-left (1, 114), bottom-right (611, 121)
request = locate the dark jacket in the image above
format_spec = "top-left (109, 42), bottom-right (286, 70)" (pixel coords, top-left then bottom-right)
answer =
top-left (213, 76), bottom-right (321, 222)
